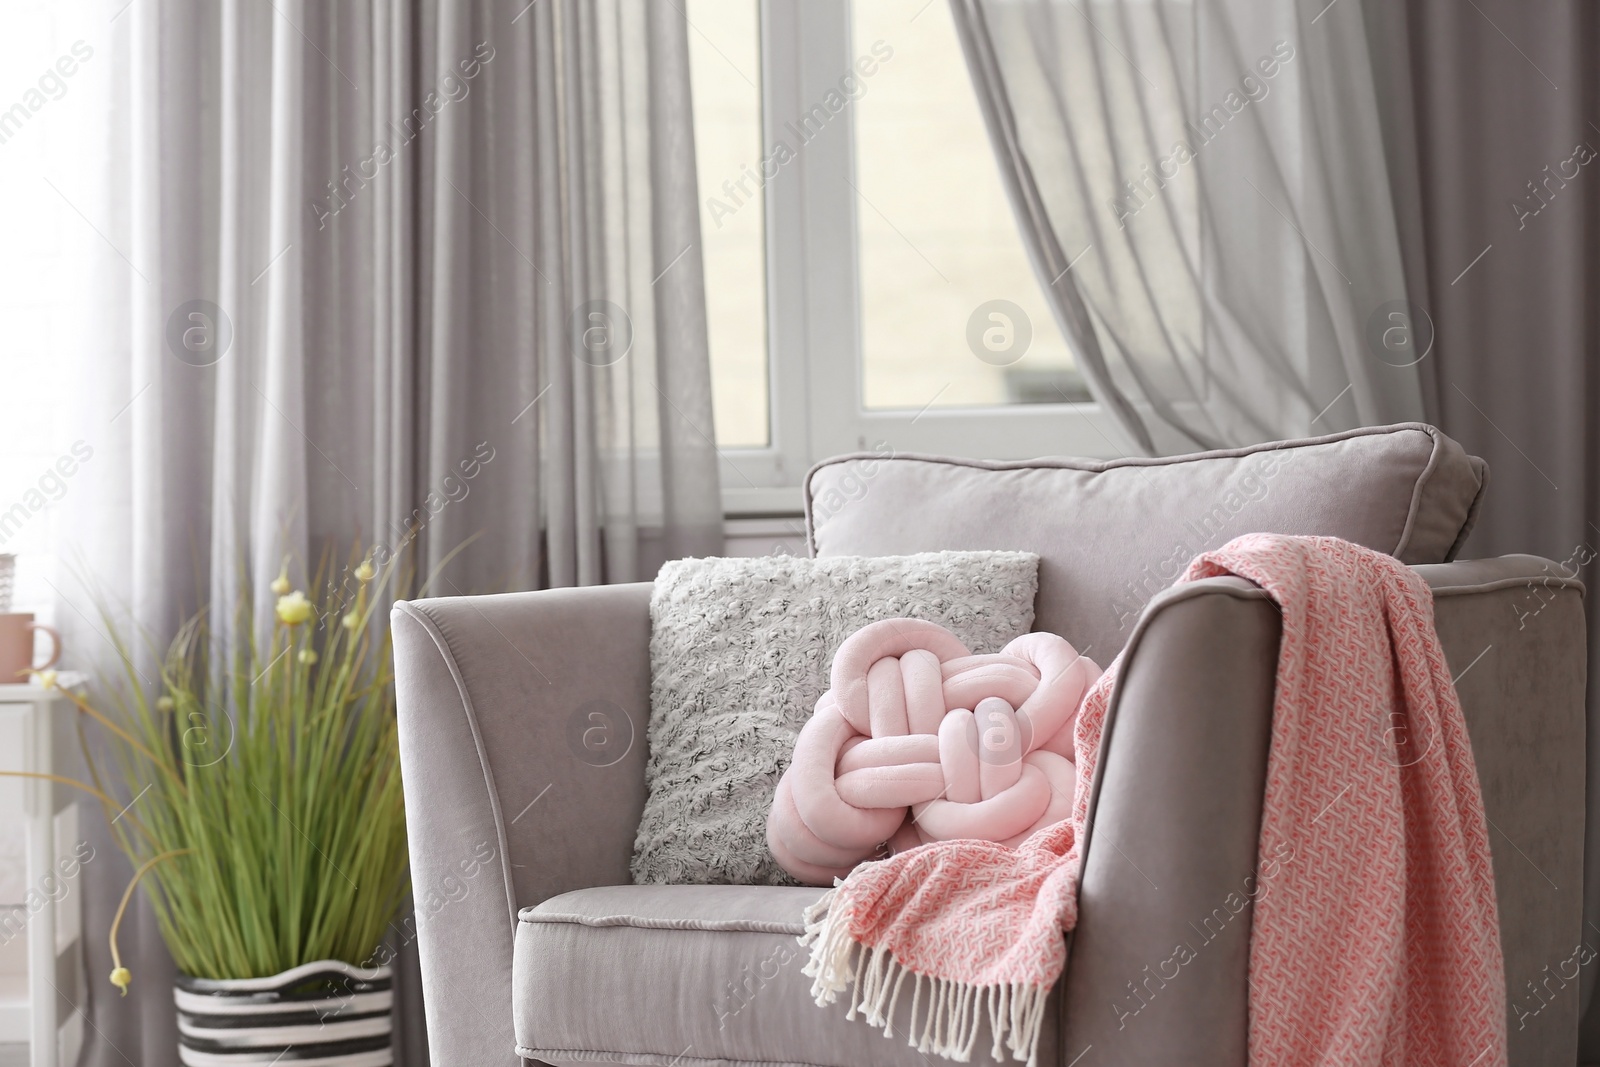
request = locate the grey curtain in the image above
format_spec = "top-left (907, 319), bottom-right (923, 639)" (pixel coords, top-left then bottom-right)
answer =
top-left (1374, 0), bottom-right (1600, 1053)
top-left (948, 0), bottom-right (1426, 454)
top-left (59, 1), bottom-right (722, 1064)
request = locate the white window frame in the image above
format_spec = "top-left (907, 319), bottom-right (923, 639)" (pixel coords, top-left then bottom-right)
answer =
top-left (718, 0), bottom-right (1131, 517)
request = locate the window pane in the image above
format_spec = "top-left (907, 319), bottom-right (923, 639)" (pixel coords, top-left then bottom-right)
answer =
top-left (851, 0), bottom-right (1084, 411)
top-left (0, 0), bottom-right (98, 627)
top-left (687, 0), bottom-right (770, 448)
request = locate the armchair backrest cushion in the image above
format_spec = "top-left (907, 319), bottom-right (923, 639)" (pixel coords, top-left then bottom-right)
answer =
top-left (805, 423), bottom-right (1487, 659)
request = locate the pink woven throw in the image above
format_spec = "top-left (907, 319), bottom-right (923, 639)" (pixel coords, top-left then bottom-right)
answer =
top-left (794, 534), bottom-right (1507, 1066)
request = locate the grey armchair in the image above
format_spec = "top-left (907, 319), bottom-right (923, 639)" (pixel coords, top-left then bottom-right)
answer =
top-left (392, 424), bottom-right (1589, 1066)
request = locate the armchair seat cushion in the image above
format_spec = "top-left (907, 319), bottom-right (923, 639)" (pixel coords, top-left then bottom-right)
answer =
top-left (513, 885), bottom-right (1062, 1067)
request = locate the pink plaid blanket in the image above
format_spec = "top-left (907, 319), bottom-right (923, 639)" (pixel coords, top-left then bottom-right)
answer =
top-left (797, 534), bottom-right (1506, 1065)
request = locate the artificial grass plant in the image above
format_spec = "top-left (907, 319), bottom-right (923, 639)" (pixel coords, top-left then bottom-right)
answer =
top-left (12, 549), bottom-right (409, 993)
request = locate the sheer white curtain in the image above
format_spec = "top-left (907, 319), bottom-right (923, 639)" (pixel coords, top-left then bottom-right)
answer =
top-left (950, 0), bottom-right (1426, 454)
top-left (53, 2), bottom-right (723, 1064)
top-left (0, 9), bottom-right (106, 1064)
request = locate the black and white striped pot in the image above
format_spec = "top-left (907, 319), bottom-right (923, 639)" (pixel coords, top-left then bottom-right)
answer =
top-left (174, 960), bottom-right (393, 1067)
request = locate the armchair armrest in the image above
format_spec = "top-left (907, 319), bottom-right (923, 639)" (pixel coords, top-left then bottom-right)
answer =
top-left (1058, 555), bottom-right (1586, 1066)
top-left (392, 583), bottom-right (654, 1067)
top-left (1415, 555), bottom-right (1586, 1061)
top-left (1059, 575), bottom-right (1279, 1064)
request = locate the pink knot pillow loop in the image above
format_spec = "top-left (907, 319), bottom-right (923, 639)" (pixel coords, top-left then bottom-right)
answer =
top-left (766, 618), bottom-right (1102, 885)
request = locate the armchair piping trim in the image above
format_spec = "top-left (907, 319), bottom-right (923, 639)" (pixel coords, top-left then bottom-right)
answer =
top-left (1444, 458), bottom-right (1490, 561)
top-left (517, 910), bottom-right (806, 935)
top-left (394, 599), bottom-right (520, 934)
top-left (1391, 425), bottom-right (1449, 562)
top-left (1427, 573), bottom-right (1585, 599)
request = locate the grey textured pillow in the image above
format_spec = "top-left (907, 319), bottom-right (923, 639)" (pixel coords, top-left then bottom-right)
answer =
top-left (632, 550), bottom-right (1040, 886)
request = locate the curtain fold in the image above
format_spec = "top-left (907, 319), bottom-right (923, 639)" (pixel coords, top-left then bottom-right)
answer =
top-left (62, 2), bottom-right (722, 1064)
top-left (948, 0), bottom-right (1426, 454)
top-left (1376, 0), bottom-right (1600, 1052)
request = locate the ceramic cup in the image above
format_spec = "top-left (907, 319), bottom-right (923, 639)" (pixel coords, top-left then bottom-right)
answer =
top-left (0, 613), bottom-right (61, 683)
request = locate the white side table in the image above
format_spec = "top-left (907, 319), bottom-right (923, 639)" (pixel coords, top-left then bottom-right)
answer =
top-left (0, 683), bottom-right (85, 1067)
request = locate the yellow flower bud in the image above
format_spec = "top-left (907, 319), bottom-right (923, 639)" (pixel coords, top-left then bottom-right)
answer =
top-left (34, 669), bottom-right (57, 690)
top-left (275, 591), bottom-right (313, 626)
top-left (110, 967), bottom-right (131, 995)
top-left (354, 558), bottom-right (376, 583)
top-left (269, 560), bottom-right (291, 597)
top-left (298, 648), bottom-right (318, 665)
top-left (155, 695), bottom-right (175, 712)
top-left (341, 611), bottom-right (360, 631)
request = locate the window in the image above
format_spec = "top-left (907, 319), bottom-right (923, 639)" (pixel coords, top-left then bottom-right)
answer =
top-left (0, 1), bottom-right (102, 625)
top-left (688, 0), bottom-right (1125, 510)
top-left (687, 0), bottom-right (770, 450)
top-left (849, 0), bottom-right (1082, 413)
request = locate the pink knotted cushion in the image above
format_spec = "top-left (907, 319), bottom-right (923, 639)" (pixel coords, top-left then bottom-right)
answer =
top-left (767, 618), bottom-right (1102, 885)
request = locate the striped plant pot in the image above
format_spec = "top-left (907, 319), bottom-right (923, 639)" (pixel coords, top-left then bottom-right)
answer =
top-left (174, 960), bottom-right (392, 1067)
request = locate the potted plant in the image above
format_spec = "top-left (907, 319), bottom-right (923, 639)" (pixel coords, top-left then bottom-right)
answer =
top-left (15, 551), bottom-right (410, 1066)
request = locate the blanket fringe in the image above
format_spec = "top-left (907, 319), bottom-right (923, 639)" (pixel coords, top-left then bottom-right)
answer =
top-left (800, 889), bottom-right (1050, 1067)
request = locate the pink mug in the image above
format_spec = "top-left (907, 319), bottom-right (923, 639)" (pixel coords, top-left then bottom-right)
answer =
top-left (0, 613), bottom-right (61, 683)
